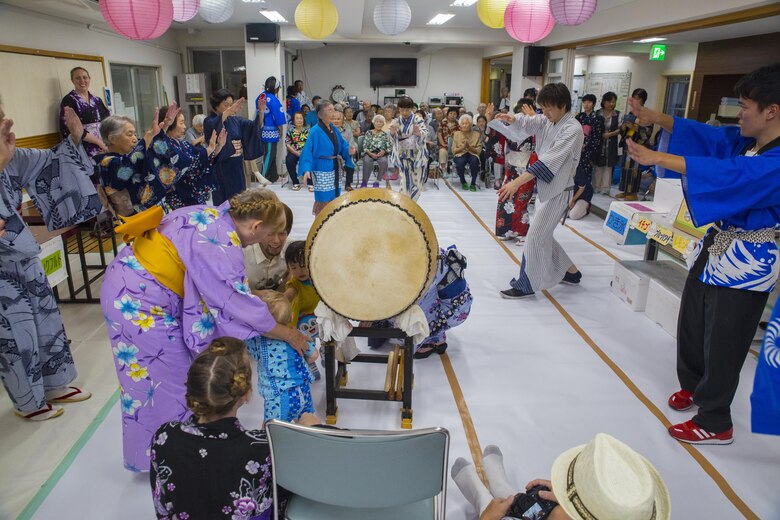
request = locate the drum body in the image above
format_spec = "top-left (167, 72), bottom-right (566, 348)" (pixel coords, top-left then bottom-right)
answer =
top-left (307, 189), bottom-right (438, 321)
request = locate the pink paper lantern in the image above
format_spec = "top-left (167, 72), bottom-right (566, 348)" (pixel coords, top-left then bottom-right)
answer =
top-left (550, 0), bottom-right (597, 26)
top-left (173, 0), bottom-right (200, 22)
top-left (504, 0), bottom-right (555, 43)
top-left (100, 0), bottom-right (174, 40)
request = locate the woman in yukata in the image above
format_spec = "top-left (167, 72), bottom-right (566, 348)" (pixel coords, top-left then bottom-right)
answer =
top-left (100, 187), bottom-right (311, 472)
top-left (204, 91), bottom-right (268, 205)
top-left (59, 66), bottom-right (110, 159)
top-left (389, 96), bottom-right (429, 201)
top-left (300, 100), bottom-right (355, 215)
top-left (95, 102), bottom-right (227, 216)
top-left (1, 104), bottom-right (103, 421)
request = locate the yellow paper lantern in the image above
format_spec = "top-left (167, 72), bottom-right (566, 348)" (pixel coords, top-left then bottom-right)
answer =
top-left (477, 0), bottom-right (510, 29)
top-left (295, 0), bottom-right (339, 40)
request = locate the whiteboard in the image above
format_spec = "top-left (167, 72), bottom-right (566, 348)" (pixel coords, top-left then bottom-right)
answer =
top-left (0, 50), bottom-right (106, 139)
top-left (585, 72), bottom-right (632, 115)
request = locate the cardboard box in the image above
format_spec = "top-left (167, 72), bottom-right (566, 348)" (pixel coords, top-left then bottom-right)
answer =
top-left (603, 201), bottom-right (658, 245)
top-left (38, 236), bottom-right (67, 287)
top-left (645, 278), bottom-right (682, 338)
top-left (612, 261), bottom-right (651, 311)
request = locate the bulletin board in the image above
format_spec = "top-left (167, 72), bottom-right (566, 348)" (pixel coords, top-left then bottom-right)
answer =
top-left (585, 72), bottom-right (632, 114)
top-left (0, 45), bottom-right (107, 147)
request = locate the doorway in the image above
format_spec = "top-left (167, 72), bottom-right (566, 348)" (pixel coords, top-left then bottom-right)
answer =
top-left (110, 64), bottom-right (162, 132)
top-left (481, 53), bottom-right (512, 106)
top-left (662, 75), bottom-right (691, 118)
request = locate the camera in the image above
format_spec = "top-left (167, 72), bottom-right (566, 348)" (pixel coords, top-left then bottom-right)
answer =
top-left (506, 485), bottom-right (558, 520)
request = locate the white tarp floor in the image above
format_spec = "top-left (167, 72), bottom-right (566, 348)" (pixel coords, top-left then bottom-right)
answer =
top-left (3, 180), bottom-right (778, 519)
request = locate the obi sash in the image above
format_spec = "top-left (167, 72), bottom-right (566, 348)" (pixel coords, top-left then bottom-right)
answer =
top-left (115, 206), bottom-right (186, 297)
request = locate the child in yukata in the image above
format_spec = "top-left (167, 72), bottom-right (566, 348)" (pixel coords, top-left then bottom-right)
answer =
top-left (246, 290), bottom-right (318, 423)
top-left (282, 241), bottom-right (322, 380)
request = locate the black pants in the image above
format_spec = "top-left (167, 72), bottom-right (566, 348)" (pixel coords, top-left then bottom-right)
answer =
top-left (344, 166), bottom-right (356, 187)
top-left (455, 155), bottom-right (479, 186)
top-left (285, 153), bottom-right (311, 186)
top-left (262, 141), bottom-right (279, 182)
top-left (677, 233), bottom-right (768, 432)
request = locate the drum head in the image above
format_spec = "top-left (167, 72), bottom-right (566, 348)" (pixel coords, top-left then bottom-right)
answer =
top-left (307, 189), bottom-right (438, 321)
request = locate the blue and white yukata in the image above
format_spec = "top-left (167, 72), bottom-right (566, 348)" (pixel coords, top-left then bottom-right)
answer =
top-left (257, 92), bottom-right (287, 183)
top-left (298, 120), bottom-right (354, 214)
top-left (752, 304), bottom-right (780, 436)
top-left (657, 117), bottom-right (780, 433)
top-left (246, 336), bottom-right (316, 423)
top-left (0, 139), bottom-right (101, 412)
top-left (390, 114), bottom-right (429, 201)
top-left (488, 113), bottom-right (584, 294)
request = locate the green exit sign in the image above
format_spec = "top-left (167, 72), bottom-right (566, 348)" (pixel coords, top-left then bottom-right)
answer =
top-left (649, 44), bottom-right (667, 61)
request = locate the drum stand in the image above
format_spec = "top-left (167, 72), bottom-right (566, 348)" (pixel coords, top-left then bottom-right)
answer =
top-left (323, 326), bottom-right (414, 429)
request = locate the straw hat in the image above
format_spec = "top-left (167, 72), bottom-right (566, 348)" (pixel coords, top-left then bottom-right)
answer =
top-left (550, 433), bottom-right (670, 520)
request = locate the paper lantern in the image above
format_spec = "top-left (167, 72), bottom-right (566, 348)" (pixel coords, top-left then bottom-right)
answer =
top-left (550, 0), bottom-right (597, 26)
top-left (199, 0), bottom-right (234, 23)
top-left (295, 0), bottom-right (339, 40)
top-left (173, 0), bottom-right (200, 22)
top-left (477, 0), bottom-right (510, 29)
top-left (100, 0), bottom-right (173, 40)
top-left (504, 0), bottom-right (555, 43)
top-left (373, 0), bottom-right (412, 36)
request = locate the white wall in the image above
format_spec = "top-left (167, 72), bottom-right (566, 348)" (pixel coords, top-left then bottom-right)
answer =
top-left (293, 45), bottom-right (484, 111)
top-left (0, 5), bottom-right (183, 110)
top-left (583, 44), bottom-right (698, 110)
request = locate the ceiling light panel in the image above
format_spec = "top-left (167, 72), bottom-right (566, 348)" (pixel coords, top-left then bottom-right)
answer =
top-left (427, 13), bottom-right (455, 25)
top-left (260, 10), bottom-right (287, 22)
top-left (451, 0), bottom-right (478, 6)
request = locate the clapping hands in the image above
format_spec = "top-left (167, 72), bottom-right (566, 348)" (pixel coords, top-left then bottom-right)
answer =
top-left (207, 128), bottom-right (228, 157)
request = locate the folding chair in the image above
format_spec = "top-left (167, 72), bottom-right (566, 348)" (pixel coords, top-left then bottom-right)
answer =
top-left (266, 420), bottom-right (450, 520)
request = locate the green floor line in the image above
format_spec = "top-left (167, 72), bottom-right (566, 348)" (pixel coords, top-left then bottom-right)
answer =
top-left (17, 388), bottom-right (120, 520)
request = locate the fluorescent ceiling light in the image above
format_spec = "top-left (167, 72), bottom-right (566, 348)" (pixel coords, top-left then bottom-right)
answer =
top-left (451, 0), bottom-right (478, 6)
top-left (259, 10), bottom-right (287, 23)
top-left (427, 13), bottom-right (455, 25)
top-left (633, 37), bottom-right (667, 43)
top-left (243, 0), bottom-right (266, 3)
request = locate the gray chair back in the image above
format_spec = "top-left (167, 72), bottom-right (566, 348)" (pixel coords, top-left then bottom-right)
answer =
top-left (266, 421), bottom-right (449, 519)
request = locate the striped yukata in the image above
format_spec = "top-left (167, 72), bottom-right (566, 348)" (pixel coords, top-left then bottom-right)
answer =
top-left (488, 112), bottom-right (584, 293)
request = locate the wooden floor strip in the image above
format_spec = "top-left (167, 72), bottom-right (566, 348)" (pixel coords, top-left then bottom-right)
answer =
top-left (445, 181), bottom-right (758, 519)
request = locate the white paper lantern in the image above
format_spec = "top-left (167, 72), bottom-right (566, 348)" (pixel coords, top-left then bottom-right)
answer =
top-left (199, 0), bottom-right (234, 23)
top-left (173, 0), bottom-right (200, 22)
top-left (373, 0), bottom-right (412, 36)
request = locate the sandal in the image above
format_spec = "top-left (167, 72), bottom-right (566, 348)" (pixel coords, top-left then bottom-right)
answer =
top-left (414, 342), bottom-right (448, 359)
top-left (15, 403), bottom-right (64, 421)
top-left (45, 386), bottom-right (92, 404)
top-left (308, 186), bottom-right (315, 192)
top-left (292, 185), bottom-right (302, 191)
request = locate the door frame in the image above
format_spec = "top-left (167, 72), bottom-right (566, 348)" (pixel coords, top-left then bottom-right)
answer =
top-left (481, 52), bottom-right (513, 104)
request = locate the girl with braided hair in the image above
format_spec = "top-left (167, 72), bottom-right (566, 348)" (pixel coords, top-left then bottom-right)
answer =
top-left (150, 337), bottom-right (281, 519)
top-left (100, 188), bottom-right (311, 472)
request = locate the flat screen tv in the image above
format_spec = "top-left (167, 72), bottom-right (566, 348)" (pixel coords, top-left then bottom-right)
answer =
top-left (370, 58), bottom-right (417, 87)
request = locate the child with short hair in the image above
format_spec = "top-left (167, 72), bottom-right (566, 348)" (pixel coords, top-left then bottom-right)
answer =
top-left (283, 241), bottom-right (322, 379)
top-left (246, 290), bottom-right (318, 423)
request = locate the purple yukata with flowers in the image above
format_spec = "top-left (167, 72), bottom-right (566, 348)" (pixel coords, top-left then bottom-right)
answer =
top-left (100, 201), bottom-right (276, 471)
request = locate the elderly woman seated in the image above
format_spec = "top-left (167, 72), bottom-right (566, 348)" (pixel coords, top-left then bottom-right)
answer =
top-left (452, 114), bottom-right (483, 191)
top-left (360, 114), bottom-right (393, 188)
top-left (184, 114), bottom-right (206, 146)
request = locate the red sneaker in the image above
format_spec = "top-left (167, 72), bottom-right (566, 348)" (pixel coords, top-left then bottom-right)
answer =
top-left (668, 420), bottom-right (733, 445)
top-left (668, 389), bottom-right (694, 411)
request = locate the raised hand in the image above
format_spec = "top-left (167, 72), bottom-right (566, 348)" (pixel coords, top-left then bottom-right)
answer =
top-left (63, 107), bottom-right (84, 145)
top-left (144, 107), bottom-right (161, 148)
top-left (486, 103), bottom-right (495, 120)
top-left (521, 104), bottom-right (536, 117)
top-left (223, 97), bottom-right (245, 121)
top-left (626, 138), bottom-right (659, 165)
top-left (495, 113), bottom-right (515, 124)
top-left (256, 95), bottom-right (267, 116)
top-left (0, 118), bottom-right (17, 171)
top-left (161, 101), bottom-right (180, 133)
top-left (627, 97), bottom-right (656, 127)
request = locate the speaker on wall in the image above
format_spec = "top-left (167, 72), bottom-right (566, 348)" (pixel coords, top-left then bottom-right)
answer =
top-left (523, 46), bottom-right (546, 77)
top-left (246, 23), bottom-right (280, 43)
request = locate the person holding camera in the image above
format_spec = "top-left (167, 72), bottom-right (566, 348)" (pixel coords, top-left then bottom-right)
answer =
top-left (452, 434), bottom-right (670, 520)
top-left (615, 88), bottom-right (653, 201)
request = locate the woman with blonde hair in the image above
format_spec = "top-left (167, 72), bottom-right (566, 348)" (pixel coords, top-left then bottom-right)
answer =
top-left (100, 187), bottom-right (311, 472)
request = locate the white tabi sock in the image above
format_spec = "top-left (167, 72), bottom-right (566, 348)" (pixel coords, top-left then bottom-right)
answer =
top-left (451, 457), bottom-right (494, 515)
top-left (482, 445), bottom-right (517, 499)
